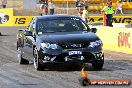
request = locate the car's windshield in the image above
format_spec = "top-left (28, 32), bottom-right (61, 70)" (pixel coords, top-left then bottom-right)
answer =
top-left (36, 17), bottom-right (90, 34)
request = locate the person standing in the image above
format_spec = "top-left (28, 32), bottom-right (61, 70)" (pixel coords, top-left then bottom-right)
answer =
top-left (41, 0), bottom-right (48, 4)
top-left (101, 2), bottom-right (114, 27)
top-left (75, 0), bottom-right (83, 17)
top-left (82, 6), bottom-right (89, 23)
top-left (44, 3), bottom-right (48, 15)
top-left (39, 3), bottom-right (45, 16)
top-left (82, 0), bottom-right (88, 7)
top-left (75, 0), bottom-right (80, 7)
top-left (2, 0), bottom-right (7, 8)
top-left (39, 3), bottom-right (48, 15)
top-left (48, 0), bottom-right (55, 15)
top-left (115, 1), bottom-right (123, 14)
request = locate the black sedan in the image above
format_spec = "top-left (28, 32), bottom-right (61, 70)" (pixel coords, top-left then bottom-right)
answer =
top-left (17, 15), bottom-right (104, 70)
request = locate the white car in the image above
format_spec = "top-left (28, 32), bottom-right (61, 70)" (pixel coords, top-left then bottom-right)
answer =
top-left (0, 12), bottom-right (9, 24)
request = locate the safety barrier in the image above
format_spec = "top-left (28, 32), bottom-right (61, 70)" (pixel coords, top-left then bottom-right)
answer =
top-left (13, 16), bottom-right (34, 26)
top-left (0, 8), bottom-right (132, 26)
top-left (0, 8), bottom-right (13, 26)
top-left (94, 26), bottom-right (132, 54)
top-left (0, 8), bottom-right (33, 26)
top-left (89, 16), bottom-right (132, 25)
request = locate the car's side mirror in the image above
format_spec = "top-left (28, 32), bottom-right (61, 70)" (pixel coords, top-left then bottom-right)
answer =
top-left (91, 28), bottom-right (97, 33)
top-left (25, 31), bottom-right (32, 36)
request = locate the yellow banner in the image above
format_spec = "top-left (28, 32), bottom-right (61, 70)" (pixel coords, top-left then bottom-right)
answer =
top-left (89, 16), bottom-right (132, 24)
top-left (13, 16), bottom-right (34, 26)
top-left (95, 26), bottom-right (132, 54)
top-left (0, 8), bottom-right (13, 26)
top-left (0, 8), bottom-right (34, 26)
top-left (13, 16), bottom-right (132, 26)
top-left (0, 8), bottom-right (132, 26)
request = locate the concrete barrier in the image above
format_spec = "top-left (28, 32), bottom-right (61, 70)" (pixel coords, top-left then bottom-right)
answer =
top-left (93, 26), bottom-right (132, 54)
top-left (0, 8), bottom-right (132, 26)
top-left (0, 8), bottom-right (13, 26)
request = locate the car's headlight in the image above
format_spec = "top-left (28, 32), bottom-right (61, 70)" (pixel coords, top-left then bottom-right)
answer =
top-left (41, 43), bottom-right (58, 49)
top-left (50, 44), bottom-right (58, 49)
top-left (89, 40), bottom-right (102, 48)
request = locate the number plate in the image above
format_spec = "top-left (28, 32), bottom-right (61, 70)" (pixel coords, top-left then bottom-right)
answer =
top-left (69, 51), bottom-right (82, 55)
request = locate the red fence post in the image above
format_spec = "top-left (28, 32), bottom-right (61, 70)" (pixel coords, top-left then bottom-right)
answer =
top-left (103, 11), bottom-right (106, 26)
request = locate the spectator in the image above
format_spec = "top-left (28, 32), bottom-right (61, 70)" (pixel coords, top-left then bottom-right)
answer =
top-left (41, 0), bottom-right (48, 4)
top-left (122, 0), bottom-right (128, 2)
top-left (76, 0), bottom-right (83, 17)
top-left (82, 0), bottom-right (88, 6)
top-left (44, 3), bottom-right (48, 15)
top-left (48, 0), bottom-right (55, 15)
top-left (127, 0), bottom-right (132, 2)
top-left (101, 2), bottom-right (114, 27)
top-left (39, 3), bottom-right (48, 15)
top-left (115, 1), bottom-right (123, 14)
top-left (75, 0), bottom-right (80, 7)
top-left (39, 3), bottom-right (45, 16)
top-left (82, 6), bottom-right (89, 23)
top-left (107, 0), bottom-right (112, 4)
top-left (2, 0), bottom-right (7, 8)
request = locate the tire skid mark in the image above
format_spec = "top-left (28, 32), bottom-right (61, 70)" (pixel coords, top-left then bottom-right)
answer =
top-left (0, 44), bottom-right (16, 54)
top-left (0, 66), bottom-right (69, 88)
top-left (0, 72), bottom-right (31, 88)
top-left (2, 62), bottom-right (81, 88)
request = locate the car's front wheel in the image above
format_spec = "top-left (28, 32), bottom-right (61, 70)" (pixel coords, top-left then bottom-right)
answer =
top-left (17, 48), bottom-right (29, 64)
top-left (92, 63), bottom-right (104, 70)
top-left (34, 47), bottom-right (45, 71)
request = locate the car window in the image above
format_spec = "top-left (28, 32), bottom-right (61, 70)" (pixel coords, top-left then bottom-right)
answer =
top-left (36, 17), bottom-right (90, 34)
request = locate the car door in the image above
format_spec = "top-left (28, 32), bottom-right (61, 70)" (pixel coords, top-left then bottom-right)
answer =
top-left (23, 19), bottom-right (36, 61)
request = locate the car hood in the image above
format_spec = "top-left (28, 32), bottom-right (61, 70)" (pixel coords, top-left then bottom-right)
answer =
top-left (39, 31), bottom-right (100, 44)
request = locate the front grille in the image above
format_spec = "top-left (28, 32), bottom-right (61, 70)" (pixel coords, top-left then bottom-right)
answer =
top-left (59, 43), bottom-right (88, 49)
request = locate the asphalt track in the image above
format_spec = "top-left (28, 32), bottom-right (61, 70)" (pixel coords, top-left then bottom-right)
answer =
top-left (0, 27), bottom-right (132, 88)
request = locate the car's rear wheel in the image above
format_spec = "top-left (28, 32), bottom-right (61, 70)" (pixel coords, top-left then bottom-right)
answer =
top-left (92, 63), bottom-right (104, 70)
top-left (34, 47), bottom-right (45, 71)
top-left (17, 47), bottom-right (29, 64)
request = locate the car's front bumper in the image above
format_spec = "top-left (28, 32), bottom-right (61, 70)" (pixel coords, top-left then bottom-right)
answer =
top-left (38, 48), bottom-right (104, 64)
